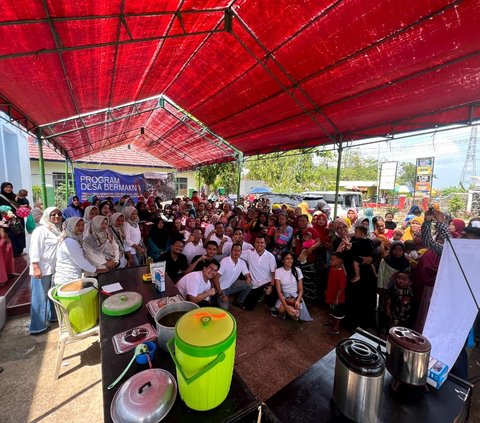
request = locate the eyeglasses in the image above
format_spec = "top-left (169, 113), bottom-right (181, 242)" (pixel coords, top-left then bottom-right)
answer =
top-left (50, 213), bottom-right (62, 217)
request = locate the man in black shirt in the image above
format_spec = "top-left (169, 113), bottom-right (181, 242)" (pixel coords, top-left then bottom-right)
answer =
top-left (190, 241), bottom-right (218, 272)
top-left (159, 239), bottom-right (188, 283)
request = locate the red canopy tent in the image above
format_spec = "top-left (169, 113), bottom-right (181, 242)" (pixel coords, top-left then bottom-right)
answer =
top-left (1, 0), bottom-right (480, 170)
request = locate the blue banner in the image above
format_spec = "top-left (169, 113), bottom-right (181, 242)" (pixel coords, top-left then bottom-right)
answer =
top-left (73, 168), bottom-right (176, 202)
top-left (74, 169), bottom-right (143, 201)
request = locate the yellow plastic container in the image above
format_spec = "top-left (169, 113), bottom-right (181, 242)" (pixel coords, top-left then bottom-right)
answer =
top-left (167, 307), bottom-right (237, 411)
top-left (55, 278), bottom-right (99, 333)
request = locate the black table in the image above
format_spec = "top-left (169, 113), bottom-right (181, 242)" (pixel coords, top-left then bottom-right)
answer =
top-left (97, 266), bottom-right (260, 423)
top-left (266, 328), bottom-right (472, 422)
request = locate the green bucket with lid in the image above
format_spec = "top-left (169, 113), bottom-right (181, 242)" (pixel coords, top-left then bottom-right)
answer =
top-left (167, 307), bottom-right (237, 411)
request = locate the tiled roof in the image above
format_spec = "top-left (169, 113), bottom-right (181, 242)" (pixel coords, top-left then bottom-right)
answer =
top-left (28, 137), bottom-right (172, 168)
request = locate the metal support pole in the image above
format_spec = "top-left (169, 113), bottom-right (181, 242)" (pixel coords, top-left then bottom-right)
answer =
top-left (65, 157), bottom-right (69, 204)
top-left (36, 128), bottom-right (48, 208)
top-left (70, 160), bottom-right (76, 194)
top-left (236, 153), bottom-right (243, 201)
top-left (334, 140), bottom-right (343, 219)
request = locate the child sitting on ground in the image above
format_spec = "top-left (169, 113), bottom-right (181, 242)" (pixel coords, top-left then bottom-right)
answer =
top-left (297, 230), bottom-right (316, 264)
top-left (385, 271), bottom-right (414, 328)
top-left (323, 252), bottom-right (347, 335)
top-left (350, 225), bottom-right (376, 282)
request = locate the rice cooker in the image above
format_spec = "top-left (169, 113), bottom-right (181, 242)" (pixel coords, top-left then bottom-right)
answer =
top-left (333, 339), bottom-right (385, 423)
top-left (386, 326), bottom-right (431, 386)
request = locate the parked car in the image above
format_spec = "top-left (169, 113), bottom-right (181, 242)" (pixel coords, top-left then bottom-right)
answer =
top-left (257, 193), bottom-right (303, 207)
top-left (301, 191), bottom-right (363, 218)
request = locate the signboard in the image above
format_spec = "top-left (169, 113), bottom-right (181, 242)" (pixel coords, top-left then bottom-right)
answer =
top-left (379, 161), bottom-right (398, 190)
top-left (74, 168), bottom-right (176, 201)
top-left (414, 157), bottom-right (434, 195)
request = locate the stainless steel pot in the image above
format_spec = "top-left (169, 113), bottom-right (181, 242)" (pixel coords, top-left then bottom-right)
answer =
top-left (110, 368), bottom-right (177, 423)
top-left (333, 339), bottom-right (385, 423)
top-left (386, 326), bottom-right (431, 386)
top-left (154, 301), bottom-right (198, 351)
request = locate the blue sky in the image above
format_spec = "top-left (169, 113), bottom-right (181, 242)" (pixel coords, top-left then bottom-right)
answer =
top-left (350, 125), bottom-right (479, 189)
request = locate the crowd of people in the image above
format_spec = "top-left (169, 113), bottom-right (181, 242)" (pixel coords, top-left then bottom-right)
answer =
top-left (1, 183), bottom-right (479, 368)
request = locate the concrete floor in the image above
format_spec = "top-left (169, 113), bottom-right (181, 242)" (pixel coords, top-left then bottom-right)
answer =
top-left (0, 304), bottom-right (479, 422)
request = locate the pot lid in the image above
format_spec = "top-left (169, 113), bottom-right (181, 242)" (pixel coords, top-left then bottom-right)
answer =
top-left (388, 327), bottom-right (431, 353)
top-left (102, 292), bottom-right (143, 316)
top-left (175, 307), bottom-right (236, 357)
top-left (111, 368), bottom-right (177, 423)
top-left (336, 339), bottom-right (385, 377)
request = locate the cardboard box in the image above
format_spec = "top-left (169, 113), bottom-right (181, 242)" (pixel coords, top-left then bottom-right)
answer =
top-left (427, 357), bottom-right (449, 389)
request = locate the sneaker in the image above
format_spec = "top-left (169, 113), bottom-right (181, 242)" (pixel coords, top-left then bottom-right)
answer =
top-left (271, 309), bottom-right (279, 317)
top-left (257, 294), bottom-right (265, 303)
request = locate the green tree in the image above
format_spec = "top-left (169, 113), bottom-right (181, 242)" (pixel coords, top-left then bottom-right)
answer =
top-left (54, 182), bottom-right (75, 210)
top-left (397, 162), bottom-right (417, 189)
top-left (447, 195), bottom-right (465, 215)
top-left (197, 161), bottom-right (239, 194)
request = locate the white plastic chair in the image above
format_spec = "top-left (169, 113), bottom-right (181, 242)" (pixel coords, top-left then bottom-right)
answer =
top-left (47, 285), bottom-right (99, 380)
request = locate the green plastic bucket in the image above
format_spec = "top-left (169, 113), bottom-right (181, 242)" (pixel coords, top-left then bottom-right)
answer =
top-left (167, 307), bottom-right (237, 411)
top-left (55, 278), bottom-right (99, 333)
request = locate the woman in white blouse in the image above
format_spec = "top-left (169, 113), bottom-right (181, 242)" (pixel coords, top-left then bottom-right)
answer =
top-left (274, 252), bottom-right (312, 321)
top-left (82, 205), bottom-right (99, 238)
top-left (83, 215), bottom-right (119, 273)
top-left (123, 206), bottom-right (145, 266)
top-left (108, 212), bottom-right (130, 268)
top-left (55, 217), bottom-right (106, 285)
top-left (29, 207), bottom-right (63, 334)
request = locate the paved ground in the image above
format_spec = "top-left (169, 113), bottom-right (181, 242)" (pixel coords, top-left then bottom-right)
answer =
top-left (0, 304), bottom-right (478, 422)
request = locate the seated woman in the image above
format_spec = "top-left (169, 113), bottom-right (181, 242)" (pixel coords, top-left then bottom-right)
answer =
top-left (82, 205), bottom-right (99, 238)
top-left (108, 213), bottom-right (130, 268)
top-left (123, 206), bottom-right (146, 266)
top-left (83, 215), bottom-right (120, 273)
top-left (55, 217), bottom-right (106, 285)
top-left (274, 252), bottom-right (312, 321)
top-left (148, 217), bottom-right (171, 261)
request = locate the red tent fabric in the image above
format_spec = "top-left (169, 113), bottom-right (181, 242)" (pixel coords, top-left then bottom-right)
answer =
top-left (1, 1), bottom-right (479, 170)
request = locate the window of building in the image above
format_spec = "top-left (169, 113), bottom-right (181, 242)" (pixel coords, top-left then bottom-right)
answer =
top-left (52, 172), bottom-right (73, 189)
top-left (176, 177), bottom-right (188, 195)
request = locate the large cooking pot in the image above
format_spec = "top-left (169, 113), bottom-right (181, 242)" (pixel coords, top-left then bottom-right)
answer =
top-left (333, 339), bottom-right (385, 423)
top-left (386, 326), bottom-right (431, 386)
top-left (154, 301), bottom-right (199, 351)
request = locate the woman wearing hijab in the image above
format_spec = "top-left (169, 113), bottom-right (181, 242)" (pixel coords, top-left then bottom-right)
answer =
top-left (62, 196), bottom-right (83, 219)
top-left (123, 205), bottom-right (146, 266)
top-left (82, 205), bottom-right (99, 238)
top-left (346, 208), bottom-right (358, 229)
top-left (402, 216), bottom-right (424, 241)
top-left (55, 217), bottom-right (105, 285)
top-left (449, 218), bottom-right (466, 238)
top-left (0, 182), bottom-right (26, 255)
top-left (83, 215), bottom-right (119, 273)
top-left (0, 224), bottom-right (15, 286)
top-left (148, 217), bottom-right (171, 261)
top-left (29, 207), bottom-right (63, 334)
top-left (136, 201), bottom-right (152, 222)
top-left (108, 212), bottom-right (130, 268)
top-left (377, 242), bottom-right (411, 333)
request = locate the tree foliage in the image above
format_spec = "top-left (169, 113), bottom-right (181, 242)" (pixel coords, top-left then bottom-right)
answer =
top-left (396, 162), bottom-right (417, 189)
top-left (245, 149), bottom-right (377, 193)
top-left (197, 161), bottom-right (239, 194)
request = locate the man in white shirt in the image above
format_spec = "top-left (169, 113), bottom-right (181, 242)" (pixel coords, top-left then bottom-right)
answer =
top-left (241, 235), bottom-right (277, 310)
top-left (223, 228), bottom-right (254, 256)
top-left (182, 227), bottom-right (206, 263)
top-left (176, 259), bottom-right (220, 306)
top-left (205, 222), bottom-right (232, 261)
top-left (213, 244), bottom-right (252, 310)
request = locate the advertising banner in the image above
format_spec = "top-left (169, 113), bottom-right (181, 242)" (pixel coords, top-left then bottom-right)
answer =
top-left (74, 168), bottom-right (176, 202)
top-left (379, 161), bottom-right (398, 190)
top-left (414, 157), bottom-right (434, 195)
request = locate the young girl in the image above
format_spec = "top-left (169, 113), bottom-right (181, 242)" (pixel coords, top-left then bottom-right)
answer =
top-left (385, 271), bottom-right (414, 328)
top-left (274, 252), bottom-right (312, 321)
top-left (324, 252), bottom-right (347, 335)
